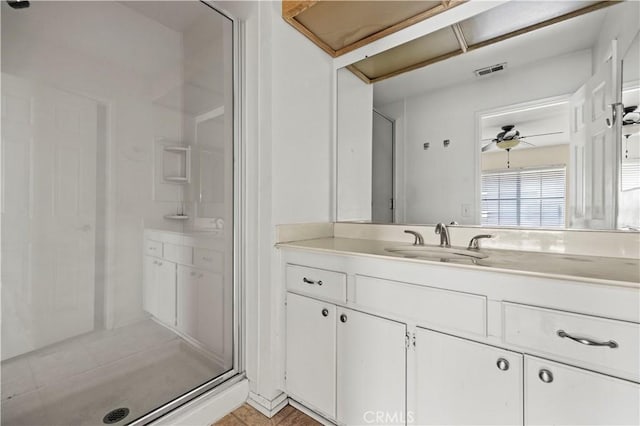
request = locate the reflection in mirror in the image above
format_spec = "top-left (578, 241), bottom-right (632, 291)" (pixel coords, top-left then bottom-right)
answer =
top-left (336, 0), bottom-right (640, 231)
top-left (620, 32), bottom-right (640, 230)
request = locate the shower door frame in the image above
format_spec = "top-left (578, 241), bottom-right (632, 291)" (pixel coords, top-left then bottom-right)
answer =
top-left (127, 2), bottom-right (245, 424)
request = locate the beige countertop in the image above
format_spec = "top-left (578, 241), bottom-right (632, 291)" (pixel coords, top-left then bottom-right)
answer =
top-left (277, 237), bottom-right (640, 288)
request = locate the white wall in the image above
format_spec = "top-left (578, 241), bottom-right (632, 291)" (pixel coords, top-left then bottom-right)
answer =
top-left (381, 49), bottom-right (591, 225)
top-left (337, 69), bottom-right (373, 221)
top-left (214, 0), bottom-right (334, 406)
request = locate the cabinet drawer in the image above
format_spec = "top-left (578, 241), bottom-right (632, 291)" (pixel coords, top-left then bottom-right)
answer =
top-left (352, 275), bottom-right (486, 336)
top-left (164, 243), bottom-right (193, 265)
top-left (286, 264), bottom-right (346, 303)
top-left (504, 303), bottom-right (640, 381)
top-left (145, 239), bottom-right (163, 257)
top-left (193, 248), bottom-right (223, 272)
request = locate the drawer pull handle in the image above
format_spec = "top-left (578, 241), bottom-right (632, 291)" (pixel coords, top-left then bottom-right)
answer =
top-left (557, 330), bottom-right (618, 348)
top-left (496, 358), bottom-right (510, 371)
top-left (538, 369), bottom-right (553, 383)
top-left (302, 277), bottom-right (323, 286)
top-left (322, 308), bottom-right (329, 317)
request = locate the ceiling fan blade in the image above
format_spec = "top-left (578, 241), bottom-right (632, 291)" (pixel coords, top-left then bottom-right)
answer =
top-left (519, 140), bottom-right (536, 147)
top-left (519, 131), bottom-right (564, 139)
top-left (481, 140), bottom-right (496, 152)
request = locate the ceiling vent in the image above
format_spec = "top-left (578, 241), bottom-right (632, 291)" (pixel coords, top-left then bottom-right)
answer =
top-left (474, 62), bottom-right (507, 77)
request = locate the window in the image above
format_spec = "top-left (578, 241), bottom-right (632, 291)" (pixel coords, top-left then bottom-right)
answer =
top-left (481, 167), bottom-right (566, 228)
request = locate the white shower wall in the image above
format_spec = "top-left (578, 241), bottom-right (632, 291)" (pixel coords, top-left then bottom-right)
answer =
top-left (1, 1), bottom-right (197, 336)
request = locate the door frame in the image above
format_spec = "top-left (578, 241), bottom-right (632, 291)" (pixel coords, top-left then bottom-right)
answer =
top-left (372, 108), bottom-right (396, 223)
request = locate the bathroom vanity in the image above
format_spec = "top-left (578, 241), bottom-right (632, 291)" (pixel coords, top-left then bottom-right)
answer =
top-left (278, 230), bottom-right (640, 425)
top-left (143, 229), bottom-right (232, 367)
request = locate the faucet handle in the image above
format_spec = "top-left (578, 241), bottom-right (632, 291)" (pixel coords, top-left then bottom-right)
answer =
top-left (404, 230), bottom-right (424, 246)
top-left (468, 234), bottom-right (494, 250)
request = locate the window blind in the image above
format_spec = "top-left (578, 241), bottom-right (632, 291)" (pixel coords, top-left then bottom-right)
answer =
top-left (481, 167), bottom-right (566, 228)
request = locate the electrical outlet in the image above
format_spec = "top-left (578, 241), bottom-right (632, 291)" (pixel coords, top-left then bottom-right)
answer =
top-left (461, 203), bottom-right (471, 217)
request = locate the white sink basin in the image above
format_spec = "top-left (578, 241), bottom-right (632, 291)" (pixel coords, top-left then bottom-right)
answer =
top-left (385, 245), bottom-right (488, 260)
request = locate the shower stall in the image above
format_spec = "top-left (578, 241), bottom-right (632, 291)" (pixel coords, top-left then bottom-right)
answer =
top-left (1, 1), bottom-right (240, 424)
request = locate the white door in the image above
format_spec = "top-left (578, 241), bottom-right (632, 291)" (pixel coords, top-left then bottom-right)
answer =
top-left (570, 53), bottom-right (618, 229)
top-left (1, 73), bottom-right (98, 360)
top-left (525, 356), bottom-right (640, 425)
top-left (337, 307), bottom-right (406, 426)
top-left (411, 328), bottom-right (523, 425)
top-left (177, 265), bottom-right (229, 366)
top-left (285, 293), bottom-right (336, 419)
top-left (569, 84), bottom-right (587, 227)
top-left (372, 111), bottom-right (394, 223)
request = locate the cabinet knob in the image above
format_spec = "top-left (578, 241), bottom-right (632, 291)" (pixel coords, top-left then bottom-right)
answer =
top-left (496, 358), bottom-right (510, 371)
top-left (538, 369), bottom-right (554, 383)
top-left (321, 308), bottom-right (329, 317)
top-left (340, 314), bottom-right (348, 323)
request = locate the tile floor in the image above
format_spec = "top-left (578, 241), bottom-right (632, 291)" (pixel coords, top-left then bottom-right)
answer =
top-left (2, 319), bottom-right (227, 426)
top-left (214, 403), bottom-right (321, 426)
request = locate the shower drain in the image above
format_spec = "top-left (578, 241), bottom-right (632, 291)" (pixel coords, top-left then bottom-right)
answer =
top-left (103, 407), bottom-right (130, 424)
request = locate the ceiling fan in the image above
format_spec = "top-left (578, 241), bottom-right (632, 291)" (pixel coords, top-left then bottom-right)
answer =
top-left (481, 125), bottom-right (563, 168)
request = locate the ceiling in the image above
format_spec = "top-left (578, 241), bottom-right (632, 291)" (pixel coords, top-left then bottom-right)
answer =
top-left (373, 5), bottom-right (611, 107)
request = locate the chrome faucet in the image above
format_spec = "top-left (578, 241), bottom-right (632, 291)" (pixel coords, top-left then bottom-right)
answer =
top-left (468, 234), bottom-right (493, 249)
top-left (434, 223), bottom-right (451, 247)
top-left (404, 230), bottom-right (424, 246)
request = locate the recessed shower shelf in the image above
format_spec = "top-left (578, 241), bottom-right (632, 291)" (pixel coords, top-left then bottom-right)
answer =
top-left (162, 144), bottom-right (191, 184)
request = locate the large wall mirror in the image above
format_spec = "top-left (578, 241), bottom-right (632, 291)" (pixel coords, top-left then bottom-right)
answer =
top-left (336, 0), bottom-right (640, 231)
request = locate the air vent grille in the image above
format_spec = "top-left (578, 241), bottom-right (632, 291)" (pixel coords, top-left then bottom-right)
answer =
top-left (474, 63), bottom-right (507, 77)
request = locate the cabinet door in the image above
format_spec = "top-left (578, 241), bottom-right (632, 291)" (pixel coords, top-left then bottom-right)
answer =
top-left (286, 293), bottom-right (336, 418)
top-left (177, 265), bottom-right (227, 361)
top-left (525, 356), bottom-right (640, 425)
top-left (412, 328), bottom-right (523, 425)
top-left (143, 255), bottom-right (158, 315)
top-left (154, 260), bottom-right (176, 327)
top-left (337, 307), bottom-right (406, 426)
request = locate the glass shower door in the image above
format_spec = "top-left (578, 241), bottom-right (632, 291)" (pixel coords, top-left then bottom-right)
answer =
top-left (1, 2), bottom-right (237, 425)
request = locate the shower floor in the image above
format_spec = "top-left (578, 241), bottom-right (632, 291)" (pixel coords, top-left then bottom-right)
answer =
top-left (1, 319), bottom-right (227, 426)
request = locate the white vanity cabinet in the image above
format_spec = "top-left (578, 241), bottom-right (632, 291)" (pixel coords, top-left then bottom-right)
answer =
top-left (143, 229), bottom-right (229, 362)
top-left (412, 328), bottom-right (523, 425)
top-left (279, 245), bottom-right (640, 426)
top-left (176, 265), bottom-right (225, 355)
top-left (285, 293), bottom-right (336, 418)
top-left (336, 307), bottom-right (406, 426)
top-left (525, 356), bottom-right (640, 425)
top-left (285, 266), bottom-right (406, 425)
top-left (143, 255), bottom-right (176, 327)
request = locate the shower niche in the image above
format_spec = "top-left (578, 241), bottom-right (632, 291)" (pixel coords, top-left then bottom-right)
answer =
top-left (163, 144), bottom-right (191, 184)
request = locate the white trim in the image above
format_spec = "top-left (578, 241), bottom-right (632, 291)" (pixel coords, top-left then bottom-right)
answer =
top-left (195, 105), bottom-right (225, 124)
top-left (288, 399), bottom-right (336, 426)
top-left (150, 378), bottom-right (249, 426)
top-left (247, 391), bottom-right (288, 417)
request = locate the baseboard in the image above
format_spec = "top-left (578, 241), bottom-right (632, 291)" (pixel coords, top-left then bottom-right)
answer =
top-left (288, 399), bottom-right (336, 426)
top-left (246, 391), bottom-right (288, 417)
top-left (150, 377), bottom-right (248, 425)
